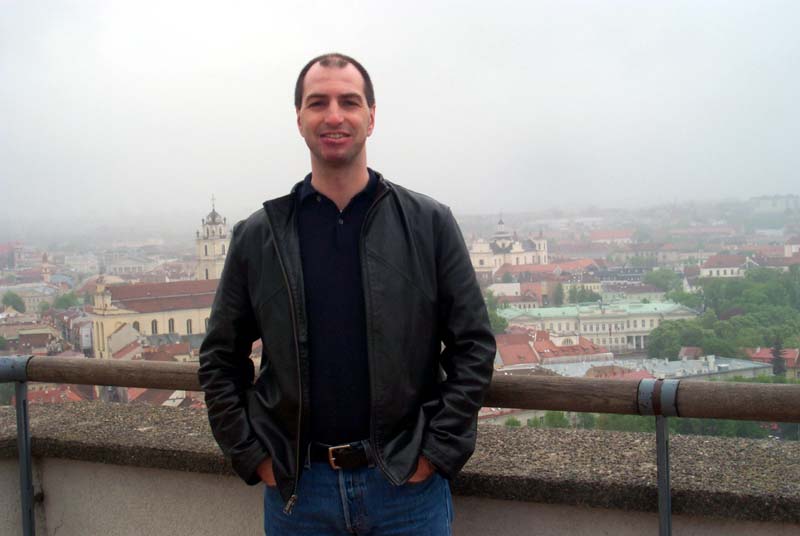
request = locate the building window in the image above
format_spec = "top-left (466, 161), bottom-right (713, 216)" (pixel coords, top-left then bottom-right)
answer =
top-left (205, 268), bottom-right (209, 280)
top-left (633, 319), bottom-right (638, 328)
top-left (204, 245), bottom-right (208, 256)
top-left (205, 318), bottom-right (210, 331)
top-left (626, 320), bottom-right (630, 328)
top-left (479, 259), bottom-right (484, 266)
top-left (221, 244), bottom-right (226, 254)
top-left (186, 319), bottom-right (193, 334)
top-left (650, 319), bottom-right (654, 328)
top-left (168, 318), bottom-right (175, 333)
top-left (132, 321), bottom-right (140, 332)
top-left (151, 320), bottom-right (158, 335)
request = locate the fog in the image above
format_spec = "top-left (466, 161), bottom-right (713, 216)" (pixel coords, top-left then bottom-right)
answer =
top-left (2, 0), bottom-right (799, 242)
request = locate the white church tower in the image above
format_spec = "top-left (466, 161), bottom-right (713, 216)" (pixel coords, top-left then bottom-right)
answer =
top-left (195, 196), bottom-right (229, 280)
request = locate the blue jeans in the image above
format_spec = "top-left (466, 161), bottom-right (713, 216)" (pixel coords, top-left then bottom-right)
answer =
top-left (264, 462), bottom-right (453, 535)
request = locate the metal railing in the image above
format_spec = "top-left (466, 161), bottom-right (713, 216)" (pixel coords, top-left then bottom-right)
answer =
top-left (3, 354), bottom-right (800, 536)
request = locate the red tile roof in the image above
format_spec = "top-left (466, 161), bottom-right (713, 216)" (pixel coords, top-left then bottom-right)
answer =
top-left (532, 331), bottom-right (608, 359)
top-left (701, 255), bottom-right (748, 269)
top-left (496, 333), bottom-right (538, 366)
top-left (589, 229), bottom-right (635, 241)
top-left (743, 347), bottom-right (799, 368)
top-left (678, 346), bottom-right (704, 359)
top-left (108, 279), bottom-right (218, 313)
top-left (496, 259), bottom-right (598, 277)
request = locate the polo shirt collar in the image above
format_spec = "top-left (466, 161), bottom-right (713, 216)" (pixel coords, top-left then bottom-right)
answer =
top-left (298, 168), bottom-right (378, 205)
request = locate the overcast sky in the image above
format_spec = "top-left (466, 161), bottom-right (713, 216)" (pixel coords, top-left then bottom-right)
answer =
top-left (2, 0), bottom-right (799, 242)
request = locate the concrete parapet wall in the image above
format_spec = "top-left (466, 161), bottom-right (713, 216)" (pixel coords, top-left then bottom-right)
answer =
top-left (1, 402), bottom-right (799, 534)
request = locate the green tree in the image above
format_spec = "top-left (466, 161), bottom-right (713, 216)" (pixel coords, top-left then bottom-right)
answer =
top-left (484, 291), bottom-right (509, 334)
top-left (2, 291), bottom-right (25, 313)
top-left (501, 272), bottom-right (513, 283)
top-left (0, 335), bottom-right (7, 350)
top-left (527, 417), bottom-right (541, 428)
top-left (596, 413), bottom-right (655, 433)
top-left (576, 412), bottom-right (596, 429)
top-left (37, 301), bottom-right (50, 314)
top-left (665, 290), bottom-right (703, 310)
top-left (567, 286), bottom-right (578, 303)
top-left (553, 284), bottom-right (565, 306)
top-left (543, 411), bottom-right (570, 428)
top-left (575, 288), bottom-right (602, 302)
top-left (504, 417), bottom-right (522, 427)
top-left (643, 269), bottom-right (682, 292)
top-left (53, 292), bottom-right (80, 309)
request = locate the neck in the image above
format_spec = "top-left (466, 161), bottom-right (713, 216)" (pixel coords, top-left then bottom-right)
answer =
top-left (310, 155), bottom-right (370, 211)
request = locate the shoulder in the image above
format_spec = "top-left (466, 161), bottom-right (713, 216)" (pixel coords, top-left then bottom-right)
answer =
top-left (229, 191), bottom-right (295, 248)
top-left (383, 178), bottom-right (453, 227)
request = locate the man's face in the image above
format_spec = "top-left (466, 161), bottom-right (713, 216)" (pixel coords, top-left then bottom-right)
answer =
top-left (297, 63), bottom-right (375, 168)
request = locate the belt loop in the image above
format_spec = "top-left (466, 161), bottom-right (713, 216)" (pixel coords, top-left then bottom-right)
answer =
top-left (361, 440), bottom-right (376, 468)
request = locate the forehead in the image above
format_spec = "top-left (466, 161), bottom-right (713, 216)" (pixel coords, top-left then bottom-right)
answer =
top-left (303, 63), bottom-right (366, 99)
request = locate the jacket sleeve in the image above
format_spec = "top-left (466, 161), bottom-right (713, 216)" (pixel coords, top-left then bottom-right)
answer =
top-left (198, 221), bottom-right (269, 485)
top-left (420, 207), bottom-right (496, 478)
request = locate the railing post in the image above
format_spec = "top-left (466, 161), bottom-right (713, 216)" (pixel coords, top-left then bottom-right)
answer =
top-left (638, 378), bottom-right (680, 536)
top-left (1, 356), bottom-right (36, 536)
top-left (655, 415), bottom-right (671, 536)
top-left (15, 381), bottom-right (35, 536)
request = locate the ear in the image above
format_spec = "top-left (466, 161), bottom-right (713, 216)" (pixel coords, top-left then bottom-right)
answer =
top-left (367, 105), bottom-right (376, 137)
top-left (296, 108), bottom-right (303, 134)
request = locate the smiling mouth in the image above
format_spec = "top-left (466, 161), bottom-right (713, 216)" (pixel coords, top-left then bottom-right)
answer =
top-left (321, 133), bottom-right (350, 139)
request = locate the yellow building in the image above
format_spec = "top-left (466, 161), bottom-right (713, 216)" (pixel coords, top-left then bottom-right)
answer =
top-left (87, 279), bottom-right (217, 358)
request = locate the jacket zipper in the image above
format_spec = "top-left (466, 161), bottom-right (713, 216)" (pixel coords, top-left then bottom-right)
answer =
top-left (359, 184), bottom-right (393, 481)
top-left (264, 210), bottom-right (303, 515)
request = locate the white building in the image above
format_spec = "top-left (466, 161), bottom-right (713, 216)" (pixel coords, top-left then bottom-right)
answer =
top-left (195, 198), bottom-right (229, 281)
top-left (470, 219), bottom-right (548, 283)
top-left (499, 301), bottom-right (698, 353)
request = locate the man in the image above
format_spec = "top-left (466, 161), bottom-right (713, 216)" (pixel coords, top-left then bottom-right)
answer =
top-left (199, 53), bottom-right (495, 535)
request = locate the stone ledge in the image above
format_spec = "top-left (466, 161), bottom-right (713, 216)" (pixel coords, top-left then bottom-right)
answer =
top-left (1, 402), bottom-right (798, 524)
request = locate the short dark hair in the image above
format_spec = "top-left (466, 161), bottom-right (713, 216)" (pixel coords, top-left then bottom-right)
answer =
top-left (294, 53), bottom-right (375, 109)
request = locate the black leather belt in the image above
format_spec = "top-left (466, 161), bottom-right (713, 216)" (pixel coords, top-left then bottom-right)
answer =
top-left (310, 441), bottom-right (372, 470)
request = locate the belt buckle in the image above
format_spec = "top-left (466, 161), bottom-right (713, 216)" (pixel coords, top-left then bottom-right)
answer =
top-left (328, 444), bottom-right (349, 470)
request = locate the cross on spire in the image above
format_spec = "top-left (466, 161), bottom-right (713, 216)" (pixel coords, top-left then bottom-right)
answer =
top-left (211, 194), bottom-right (216, 211)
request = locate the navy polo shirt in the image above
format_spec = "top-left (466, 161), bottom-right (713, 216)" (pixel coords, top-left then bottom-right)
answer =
top-left (297, 169), bottom-right (378, 445)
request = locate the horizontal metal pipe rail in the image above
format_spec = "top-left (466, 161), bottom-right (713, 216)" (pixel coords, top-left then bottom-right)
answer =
top-left (5, 356), bottom-right (799, 423)
top-left (4, 354), bottom-right (800, 536)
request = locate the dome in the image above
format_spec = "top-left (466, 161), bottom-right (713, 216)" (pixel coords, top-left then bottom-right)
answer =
top-left (205, 209), bottom-right (224, 225)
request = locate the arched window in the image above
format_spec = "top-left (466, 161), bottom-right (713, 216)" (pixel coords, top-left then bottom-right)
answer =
top-left (186, 319), bottom-right (193, 334)
top-left (204, 245), bottom-right (208, 256)
top-left (221, 244), bottom-right (225, 254)
top-left (168, 318), bottom-right (175, 333)
top-left (204, 318), bottom-right (210, 331)
top-left (205, 268), bottom-right (209, 280)
top-left (151, 320), bottom-right (158, 334)
top-left (132, 321), bottom-right (140, 332)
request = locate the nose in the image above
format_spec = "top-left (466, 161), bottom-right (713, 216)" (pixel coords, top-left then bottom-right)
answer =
top-left (324, 103), bottom-right (344, 126)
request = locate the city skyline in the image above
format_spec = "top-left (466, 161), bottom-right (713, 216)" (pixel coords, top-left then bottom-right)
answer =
top-left (2, 0), bottom-right (800, 241)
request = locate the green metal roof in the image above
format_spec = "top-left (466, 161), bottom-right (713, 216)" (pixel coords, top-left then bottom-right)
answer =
top-left (498, 300), bottom-right (697, 320)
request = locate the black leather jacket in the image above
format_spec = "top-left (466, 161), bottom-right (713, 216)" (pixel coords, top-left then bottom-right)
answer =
top-left (198, 173), bottom-right (495, 510)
